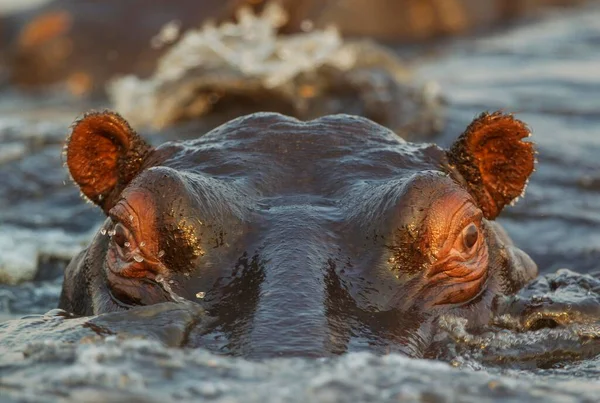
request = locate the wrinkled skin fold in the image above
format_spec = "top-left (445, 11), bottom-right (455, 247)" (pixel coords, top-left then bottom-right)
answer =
top-left (59, 111), bottom-right (537, 357)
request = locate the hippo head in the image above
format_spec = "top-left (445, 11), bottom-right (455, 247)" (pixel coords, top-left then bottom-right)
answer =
top-left (59, 111), bottom-right (537, 357)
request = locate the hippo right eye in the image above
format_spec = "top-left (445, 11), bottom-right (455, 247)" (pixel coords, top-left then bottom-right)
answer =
top-left (462, 223), bottom-right (479, 250)
top-left (112, 223), bottom-right (130, 249)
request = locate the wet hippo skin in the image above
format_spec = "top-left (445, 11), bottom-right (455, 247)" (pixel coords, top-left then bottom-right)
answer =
top-left (59, 111), bottom-right (537, 357)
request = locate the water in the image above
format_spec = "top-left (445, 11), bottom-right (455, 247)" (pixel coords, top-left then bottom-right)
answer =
top-left (1, 4), bottom-right (600, 402)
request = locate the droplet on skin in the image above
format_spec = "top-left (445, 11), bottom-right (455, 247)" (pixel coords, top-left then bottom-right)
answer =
top-left (100, 228), bottom-right (107, 235)
top-left (140, 241), bottom-right (146, 247)
top-left (124, 242), bottom-right (130, 248)
top-left (158, 250), bottom-right (165, 258)
top-left (133, 254), bottom-right (144, 263)
top-left (300, 19), bottom-right (314, 32)
top-left (196, 292), bottom-right (206, 299)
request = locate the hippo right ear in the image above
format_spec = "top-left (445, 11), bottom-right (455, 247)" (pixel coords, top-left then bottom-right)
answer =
top-left (66, 111), bottom-right (152, 213)
top-left (446, 112), bottom-right (535, 220)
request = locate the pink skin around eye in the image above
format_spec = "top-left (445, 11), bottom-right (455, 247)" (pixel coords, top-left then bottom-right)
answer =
top-left (104, 189), bottom-right (177, 307)
top-left (106, 189), bottom-right (167, 279)
top-left (420, 190), bottom-right (489, 306)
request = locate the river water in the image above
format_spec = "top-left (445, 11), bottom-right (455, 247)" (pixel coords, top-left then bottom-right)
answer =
top-left (0, 4), bottom-right (599, 402)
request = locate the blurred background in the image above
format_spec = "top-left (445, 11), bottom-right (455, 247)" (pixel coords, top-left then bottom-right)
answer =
top-left (0, 0), bottom-right (599, 315)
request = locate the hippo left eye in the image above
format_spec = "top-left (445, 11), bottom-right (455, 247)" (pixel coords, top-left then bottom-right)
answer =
top-left (112, 223), bottom-right (130, 249)
top-left (462, 223), bottom-right (479, 250)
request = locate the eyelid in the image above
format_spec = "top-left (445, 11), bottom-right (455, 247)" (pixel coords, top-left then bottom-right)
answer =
top-left (109, 201), bottom-right (139, 233)
top-left (108, 219), bottom-right (135, 242)
top-left (446, 203), bottom-right (482, 245)
top-left (456, 204), bottom-right (483, 228)
top-left (109, 210), bottom-right (128, 226)
top-left (114, 222), bottom-right (133, 241)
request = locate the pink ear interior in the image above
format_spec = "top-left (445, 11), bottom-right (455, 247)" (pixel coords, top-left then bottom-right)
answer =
top-left (447, 111), bottom-right (535, 220)
top-left (66, 111), bottom-right (152, 212)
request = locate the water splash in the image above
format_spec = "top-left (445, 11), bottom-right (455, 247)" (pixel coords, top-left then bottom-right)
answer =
top-left (108, 3), bottom-right (352, 127)
top-left (107, 2), bottom-right (440, 138)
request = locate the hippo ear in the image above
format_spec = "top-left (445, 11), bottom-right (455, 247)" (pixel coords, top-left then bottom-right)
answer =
top-left (66, 111), bottom-right (152, 213)
top-left (447, 111), bottom-right (535, 220)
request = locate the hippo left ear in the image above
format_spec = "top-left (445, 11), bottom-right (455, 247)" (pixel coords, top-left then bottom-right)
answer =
top-left (447, 111), bottom-right (535, 220)
top-left (66, 111), bottom-right (153, 213)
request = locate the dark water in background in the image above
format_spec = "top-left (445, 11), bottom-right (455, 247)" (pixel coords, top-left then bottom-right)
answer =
top-left (0, 4), bottom-right (599, 402)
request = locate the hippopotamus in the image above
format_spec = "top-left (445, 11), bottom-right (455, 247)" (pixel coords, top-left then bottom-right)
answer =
top-left (59, 110), bottom-right (537, 357)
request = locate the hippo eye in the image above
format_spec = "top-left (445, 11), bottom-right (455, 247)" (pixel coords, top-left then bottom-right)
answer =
top-left (112, 223), bottom-right (130, 249)
top-left (462, 223), bottom-right (479, 250)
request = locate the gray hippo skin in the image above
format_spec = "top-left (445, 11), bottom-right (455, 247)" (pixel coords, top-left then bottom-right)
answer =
top-left (59, 111), bottom-right (537, 358)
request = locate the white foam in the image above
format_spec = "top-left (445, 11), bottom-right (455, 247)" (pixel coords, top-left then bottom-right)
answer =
top-left (109, 3), bottom-right (357, 128)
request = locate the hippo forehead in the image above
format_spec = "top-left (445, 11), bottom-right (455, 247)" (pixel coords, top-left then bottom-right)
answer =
top-left (149, 112), bottom-right (448, 199)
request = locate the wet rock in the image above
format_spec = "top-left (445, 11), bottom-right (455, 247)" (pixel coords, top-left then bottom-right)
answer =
top-left (109, 4), bottom-right (444, 141)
